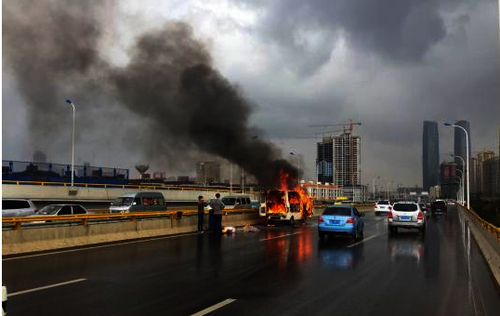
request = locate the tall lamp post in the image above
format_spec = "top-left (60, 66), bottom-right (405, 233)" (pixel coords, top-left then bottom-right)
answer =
top-left (456, 169), bottom-right (464, 204)
top-left (444, 122), bottom-right (469, 208)
top-left (371, 175), bottom-right (379, 200)
top-left (65, 99), bottom-right (76, 187)
top-left (450, 153), bottom-right (465, 205)
top-left (454, 176), bottom-right (463, 203)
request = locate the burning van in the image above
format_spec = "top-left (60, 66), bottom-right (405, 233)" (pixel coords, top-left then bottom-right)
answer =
top-left (259, 189), bottom-right (313, 226)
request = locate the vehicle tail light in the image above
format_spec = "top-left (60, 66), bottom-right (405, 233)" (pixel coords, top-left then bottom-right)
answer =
top-left (417, 211), bottom-right (424, 220)
top-left (388, 211), bottom-right (393, 218)
top-left (346, 217), bottom-right (355, 224)
top-left (318, 216), bottom-right (324, 223)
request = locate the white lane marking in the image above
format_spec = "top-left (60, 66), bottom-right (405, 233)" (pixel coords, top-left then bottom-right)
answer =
top-left (259, 231), bottom-right (302, 241)
top-left (190, 298), bottom-right (237, 316)
top-left (2, 233), bottom-right (198, 261)
top-left (346, 235), bottom-right (379, 248)
top-left (8, 278), bottom-right (87, 297)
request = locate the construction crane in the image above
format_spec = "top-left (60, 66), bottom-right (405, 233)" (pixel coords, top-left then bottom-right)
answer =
top-left (309, 119), bottom-right (362, 135)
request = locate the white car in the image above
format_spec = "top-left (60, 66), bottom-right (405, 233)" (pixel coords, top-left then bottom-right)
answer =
top-left (2, 199), bottom-right (37, 217)
top-left (374, 200), bottom-right (392, 215)
top-left (388, 201), bottom-right (426, 235)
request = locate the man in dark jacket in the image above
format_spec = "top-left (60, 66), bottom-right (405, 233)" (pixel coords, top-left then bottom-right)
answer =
top-left (197, 195), bottom-right (208, 233)
top-left (209, 193), bottom-right (225, 234)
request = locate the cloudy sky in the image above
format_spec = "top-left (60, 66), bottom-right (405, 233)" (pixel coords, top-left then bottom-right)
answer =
top-left (2, 0), bottom-right (500, 187)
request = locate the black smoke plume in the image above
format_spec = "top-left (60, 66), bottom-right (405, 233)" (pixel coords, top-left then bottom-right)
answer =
top-left (3, 1), bottom-right (297, 189)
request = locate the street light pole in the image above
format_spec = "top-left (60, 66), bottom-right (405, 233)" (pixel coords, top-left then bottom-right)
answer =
top-left (456, 169), bottom-right (464, 204)
top-left (65, 99), bottom-right (76, 187)
top-left (444, 122), bottom-right (470, 208)
top-left (371, 175), bottom-right (379, 200)
top-left (450, 154), bottom-right (465, 205)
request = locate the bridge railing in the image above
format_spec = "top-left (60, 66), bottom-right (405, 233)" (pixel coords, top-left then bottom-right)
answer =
top-left (2, 179), bottom-right (241, 193)
top-left (2, 208), bottom-right (258, 231)
top-left (463, 205), bottom-right (500, 240)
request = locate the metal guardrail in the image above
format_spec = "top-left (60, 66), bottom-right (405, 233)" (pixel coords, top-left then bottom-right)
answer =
top-left (464, 206), bottom-right (500, 240)
top-left (2, 208), bottom-right (258, 231)
top-left (2, 179), bottom-right (243, 193)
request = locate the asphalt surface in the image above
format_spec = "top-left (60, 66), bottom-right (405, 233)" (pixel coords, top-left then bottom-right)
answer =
top-left (3, 205), bottom-right (500, 316)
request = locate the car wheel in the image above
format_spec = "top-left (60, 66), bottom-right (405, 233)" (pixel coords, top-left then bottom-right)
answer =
top-left (420, 226), bottom-right (426, 235)
top-left (319, 232), bottom-right (325, 240)
top-left (267, 220), bottom-right (273, 226)
top-left (352, 229), bottom-right (359, 241)
top-left (389, 227), bottom-right (397, 235)
top-left (290, 217), bottom-right (295, 227)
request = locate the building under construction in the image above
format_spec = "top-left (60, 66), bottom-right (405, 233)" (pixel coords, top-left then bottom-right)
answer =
top-left (316, 132), bottom-right (361, 186)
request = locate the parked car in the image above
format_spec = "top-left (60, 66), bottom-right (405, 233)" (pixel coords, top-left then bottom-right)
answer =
top-left (318, 205), bottom-right (365, 241)
top-left (221, 195), bottom-right (252, 210)
top-left (2, 198), bottom-right (37, 217)
top-left (388, 201), bottom-right (426, 235)
top-left (431, 200), bottom-right (448, 213)
top-left (35, 204), bottom-right (88, 216)
top-left (109, 192), bottom-right (166, 213)
top-left (374, 200), bottom-right (392, 216)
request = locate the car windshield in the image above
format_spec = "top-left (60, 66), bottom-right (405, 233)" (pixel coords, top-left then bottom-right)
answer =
top-left (111, 197), bottom-right (134, 206)
top-left (322, 207), bottom-right (351, 216)
top-left (38, 205), bottom-right (61, 215)
top-left (222, 198), bottom-right (236, 205)
top-left (393, 204), bottom-right (418, 212)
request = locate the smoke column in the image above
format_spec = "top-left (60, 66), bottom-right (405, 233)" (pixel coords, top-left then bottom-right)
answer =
top-left (3, 0), bottom-right (298, 189)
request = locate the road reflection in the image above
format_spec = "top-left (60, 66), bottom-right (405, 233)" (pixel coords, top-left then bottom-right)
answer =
top-left (317, 239), bottom-right (365, 269)
top-left (262, 228), bottom-right (314, 270)
top-left (388, 234), bottom-right (425, 264)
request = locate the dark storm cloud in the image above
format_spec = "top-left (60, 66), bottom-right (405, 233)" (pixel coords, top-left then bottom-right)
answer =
top-left (3, 0), bottom-right (298, 188)
top-left (238, 0), bottom-right (469, 73)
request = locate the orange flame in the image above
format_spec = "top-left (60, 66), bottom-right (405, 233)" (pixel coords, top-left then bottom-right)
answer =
top-left (266, 169), bottom-right (314, 217)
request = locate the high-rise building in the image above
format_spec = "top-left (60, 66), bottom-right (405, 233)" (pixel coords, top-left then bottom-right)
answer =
top-left (422, 121), bottom-right (439, 191)
top-left (474, 150), bottom-right (495, 195)
top-left (316, 132), bottom-right (360, 186)
top-left (440, 162), bottom-right (459, 199)
top-left (317, 137), bottom-right (333, 184)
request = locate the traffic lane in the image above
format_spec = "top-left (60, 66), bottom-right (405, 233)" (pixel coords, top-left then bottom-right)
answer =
top-left (203, 208), bottom-right (500, 315)
top-left (4, 208), bottom-right (500, 315)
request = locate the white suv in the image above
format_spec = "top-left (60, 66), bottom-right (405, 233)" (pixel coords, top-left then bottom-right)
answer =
top-left (2, 199), bottom-right (37, 217)
top-left (374, 200), bottom-right (392, 215)
top-left (388, 201), bottom-right (426, 235)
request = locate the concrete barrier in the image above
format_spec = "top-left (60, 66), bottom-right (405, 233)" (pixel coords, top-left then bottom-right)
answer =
top-left (457, 205), bottom-right (500, 288)
top-left (2, 212), bottom-right (265, 256)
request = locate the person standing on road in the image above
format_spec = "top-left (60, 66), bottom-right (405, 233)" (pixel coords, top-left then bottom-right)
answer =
top-left (209, 193), bottom-right (225, 234)
top-left (197, 195), bottom-right (208, 234)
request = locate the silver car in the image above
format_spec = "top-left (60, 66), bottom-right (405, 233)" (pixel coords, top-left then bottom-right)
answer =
top-left (2, 198), bottom-right (37, 217)
top-left (388, 201), bottom-right (426, 234)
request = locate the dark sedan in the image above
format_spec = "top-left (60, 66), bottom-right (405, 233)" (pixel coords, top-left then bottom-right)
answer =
top-left (431, 200), bottom-right (448, 213)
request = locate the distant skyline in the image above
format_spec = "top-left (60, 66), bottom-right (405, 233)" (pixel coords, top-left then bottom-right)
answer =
top-left (3, 0), bottom-right (499, 187)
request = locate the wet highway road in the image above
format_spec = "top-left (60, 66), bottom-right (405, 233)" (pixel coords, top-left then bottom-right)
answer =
top-left (3, 205), bottom-right (500, 316)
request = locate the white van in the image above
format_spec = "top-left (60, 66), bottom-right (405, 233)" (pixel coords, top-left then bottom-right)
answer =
top-left (109, 192), bottom-right (166, 213)
top-left (221, 195), bottom-right (252, 210)
top-left (260, 190), bottom-right (311, 226)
